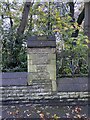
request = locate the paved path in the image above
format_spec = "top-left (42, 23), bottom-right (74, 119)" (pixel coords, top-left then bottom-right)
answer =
top-left (1, 104), bottom-right (89, 119)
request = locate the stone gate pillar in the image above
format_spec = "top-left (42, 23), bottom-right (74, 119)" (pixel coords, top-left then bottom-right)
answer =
top-left (85, 2), bottom-right (90, 117)
top-left (85, 2), bottom-right (90, 82)
top-left (85, 2), bottom-right (90, 39)
top-left (27, 36), bottom-right (57, 91)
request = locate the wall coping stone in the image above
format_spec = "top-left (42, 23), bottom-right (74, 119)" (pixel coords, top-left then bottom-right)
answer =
top-left (27, 35), bottom-right (56, 48)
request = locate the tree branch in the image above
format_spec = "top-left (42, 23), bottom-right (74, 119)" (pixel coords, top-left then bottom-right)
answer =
top-left (77, 8), bottom-right (85, 25)
top-left (72, 8), bottom-right (85, 37)
top-left (68, 2), bottom-right (85, 37)
top-left (68, 2), bottom-right (74, 21)
top-left (6, 3), bottom-right (13, 28)
top-left (6, 4), bottom-right (13, 27)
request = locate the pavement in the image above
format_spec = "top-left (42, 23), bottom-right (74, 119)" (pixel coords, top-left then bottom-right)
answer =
top-left (1, 103), bottom-right (89, 119)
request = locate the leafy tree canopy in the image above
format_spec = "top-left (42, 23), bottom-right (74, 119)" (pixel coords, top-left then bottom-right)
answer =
top-left (0, 1), bottom-right (88, 76)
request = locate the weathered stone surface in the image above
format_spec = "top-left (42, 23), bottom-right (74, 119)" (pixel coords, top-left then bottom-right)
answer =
top-left (36, 65), bottom-right (47, 72)
top-left (1, 72), bottom-right (27, 86)
top-left (27, 48), bottom-right (56, 54)
top-left (57, 77), bottom-right (88, 92)
top-left (28, 58), bottom-right (50, 65)
top-left (85, 2), bottom-right (90, 38)
top-left (27, 54), bottom-right (56, 65)
top-left (27, 36), bottom-right (56, 48)
top-left (28, 72), bottom-right (50, 81)
top-left (28, 65), bottom-right (37, 72)
top-left (1, 85), bottom-right (89, 104)
top-left (51, 80), bottom-right (57, 91)
top-left (27, 37), bottom-right (56, 91)
top-left (47, 65), bottom-right (56, 80)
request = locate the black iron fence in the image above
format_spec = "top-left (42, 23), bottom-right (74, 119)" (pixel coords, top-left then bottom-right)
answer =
top-left (56, 50), bottom-right (88, 78)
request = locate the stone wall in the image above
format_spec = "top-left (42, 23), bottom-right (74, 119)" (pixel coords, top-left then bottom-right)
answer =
top-left (1, 73), bottom-right (88, 105)
top-left (57, 77), bottom-right (88, 92)
top-left (1, 72), bottom-right (27, 86)
top-left (1, 72), bottom-right (88, 92)
top-left (1, 85), bottom-right (88, 105)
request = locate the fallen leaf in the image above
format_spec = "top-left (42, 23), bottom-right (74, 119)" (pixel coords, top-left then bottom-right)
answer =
top-left (39, 112), bottom-right (45, 120)
top-left (76, 114), bottom-right (81, 118)
top-left (37, 110), bottom-right (41, 113)
top-left (16, 110), bottom-right (19, 114)
top-left (27, 114), bottom-right (31, 117)
top-left (75, 107), bottom-right (81, 113)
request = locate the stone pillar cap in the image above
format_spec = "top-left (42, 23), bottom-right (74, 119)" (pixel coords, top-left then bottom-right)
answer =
top-left (27, 35), bottom-right (56, 48)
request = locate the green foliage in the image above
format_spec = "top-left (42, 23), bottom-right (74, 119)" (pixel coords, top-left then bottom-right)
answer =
top-left (2, 29), bottom-right (27, 72)
top-left (0, 1), bottom-right (27, 72)
top-left (1, 1), bottom-right (69, 72)
top-left (1, 1), bottom-right (88, 76)
top-left (56, 29), bottom-right (88, 77)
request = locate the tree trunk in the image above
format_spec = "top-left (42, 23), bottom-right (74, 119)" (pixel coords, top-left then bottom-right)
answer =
top-left (68, 2), bottom-right (85, 37)
top-left (13, 1), bottom-right (31, 67)
top-left (72, 8), bottom-right (85, 37)
top-left (68, 2), bottom-right (74, 20)
top-left (6, 3), bottom-right (13, 28)
top-left (17, 1), bottom-right (31, 36)
top-left (85, 2), bottom-right (90, 80)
